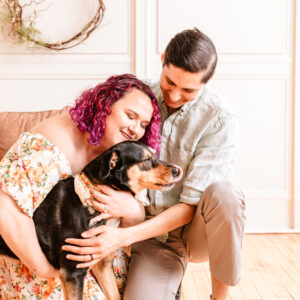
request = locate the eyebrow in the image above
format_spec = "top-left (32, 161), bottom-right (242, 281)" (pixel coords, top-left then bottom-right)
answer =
top-left (166, 76), bottom-right (198, 93)
top-left (127, 109), bottom-right (151, 124)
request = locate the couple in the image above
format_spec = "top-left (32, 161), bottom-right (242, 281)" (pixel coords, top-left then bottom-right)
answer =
top-left (0, 28), bottom-right (245, 300)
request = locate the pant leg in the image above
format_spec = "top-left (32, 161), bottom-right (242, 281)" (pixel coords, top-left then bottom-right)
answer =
top-left (124, 239), bottom-right (185, 300)
top-left (183, 181), bottom-right (246, 286)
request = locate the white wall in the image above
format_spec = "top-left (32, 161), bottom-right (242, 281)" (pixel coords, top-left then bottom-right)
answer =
top-left (0, 0), bottom-right (298, 232)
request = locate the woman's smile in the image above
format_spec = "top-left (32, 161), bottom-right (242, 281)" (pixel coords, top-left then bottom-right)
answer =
top-left (120, 129), bottom-right (134, 140)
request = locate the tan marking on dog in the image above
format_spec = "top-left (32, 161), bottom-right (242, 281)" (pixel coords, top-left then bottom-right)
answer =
top-left (127, 163), bottom-right (175, 194)
top-left (110, 152), bottom-right (118, 169)
top-left (59, 268), bottom-right (82, 300)
top-left (92, 256), bottom-right (121, 300)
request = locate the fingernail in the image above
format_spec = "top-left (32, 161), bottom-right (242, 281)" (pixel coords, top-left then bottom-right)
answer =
top-left (66, 255), bottom-right (71, 259)
top-left (82, 232), bottom-right (88, 237)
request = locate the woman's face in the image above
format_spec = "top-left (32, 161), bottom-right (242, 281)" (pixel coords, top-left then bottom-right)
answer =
top-left (99, 88), bottom-right (154, 151)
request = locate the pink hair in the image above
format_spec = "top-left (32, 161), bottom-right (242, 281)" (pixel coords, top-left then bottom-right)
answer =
top-left (69, 74), bottom-right (161, 154)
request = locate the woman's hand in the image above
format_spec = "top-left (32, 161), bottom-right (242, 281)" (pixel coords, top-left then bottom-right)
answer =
top-left (62, 225), bottom-right (129, 268)
top-left (89, 185), bottom-right (145, 226)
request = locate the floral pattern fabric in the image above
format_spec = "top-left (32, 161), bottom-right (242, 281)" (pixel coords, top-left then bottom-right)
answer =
top-left (0, 132), bottom-right (128, 299)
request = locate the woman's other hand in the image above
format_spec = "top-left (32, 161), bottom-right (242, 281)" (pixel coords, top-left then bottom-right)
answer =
top-left (90, 185), bottom-right (145, 227)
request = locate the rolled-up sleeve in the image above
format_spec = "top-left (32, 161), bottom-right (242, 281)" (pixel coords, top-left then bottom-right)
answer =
top-left (180, 111), bottom-right (239, 205)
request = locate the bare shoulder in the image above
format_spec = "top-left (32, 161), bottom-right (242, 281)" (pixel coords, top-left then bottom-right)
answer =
top-left (31, 114), bottom-right (93, 173)
top-left (31, 114), bottom-right (78, 161)
top-left (32, 114), bottom-right (72, 144)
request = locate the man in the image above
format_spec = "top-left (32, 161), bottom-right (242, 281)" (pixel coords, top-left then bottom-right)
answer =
top-left (63, 28), bottom-right (246, 300)
top-left (125, 27), bottom-right (245, 300)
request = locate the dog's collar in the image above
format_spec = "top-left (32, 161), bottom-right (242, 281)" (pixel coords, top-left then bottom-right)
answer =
top-left (74, 173), bottom-right (99, 207)
top-left (74, 173), bottom-right (141, 209)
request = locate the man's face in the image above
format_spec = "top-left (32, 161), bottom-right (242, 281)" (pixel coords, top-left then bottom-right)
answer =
top-left (160, 56), bottom-right (205, 113)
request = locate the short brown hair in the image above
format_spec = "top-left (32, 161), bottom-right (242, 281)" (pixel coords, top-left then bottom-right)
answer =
top-left (163, 28), bottom-right (217, 83)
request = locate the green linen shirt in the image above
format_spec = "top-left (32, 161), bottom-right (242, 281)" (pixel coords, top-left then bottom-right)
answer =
top-left (138, 80), bottom-right (239, 216)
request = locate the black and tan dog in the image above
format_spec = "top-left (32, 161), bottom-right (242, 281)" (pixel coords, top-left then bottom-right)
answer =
top-left (0, 141), bottom-right (182, 300)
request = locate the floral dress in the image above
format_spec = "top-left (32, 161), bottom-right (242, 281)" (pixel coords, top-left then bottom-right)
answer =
top-left (0, 132), bottom-right (128, 299)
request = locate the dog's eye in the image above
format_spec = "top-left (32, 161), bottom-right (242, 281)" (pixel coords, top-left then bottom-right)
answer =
top-left (143, 158), bottom-right (152, 165)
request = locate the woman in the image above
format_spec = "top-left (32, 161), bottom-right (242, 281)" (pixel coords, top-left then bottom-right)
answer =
top-left (0, 74), bottom-right (161, 299)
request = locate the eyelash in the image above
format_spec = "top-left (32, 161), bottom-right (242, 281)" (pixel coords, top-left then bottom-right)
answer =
top-left (127, 113), bottom-right (134, 120)
top-left (167, 80), bottom-right (194, 93)
top-left (127, 113), bottom-right (147, 129)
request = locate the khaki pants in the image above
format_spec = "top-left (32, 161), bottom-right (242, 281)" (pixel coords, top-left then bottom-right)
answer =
top-left (124, 181), bottom-right (246, 300)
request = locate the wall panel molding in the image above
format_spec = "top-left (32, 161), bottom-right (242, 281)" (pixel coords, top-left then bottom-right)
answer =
top-left (0, 60), bottom-right (132, 79)
top-left (294, 0), bottom-right (300, 229)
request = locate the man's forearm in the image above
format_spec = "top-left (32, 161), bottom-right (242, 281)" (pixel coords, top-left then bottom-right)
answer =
top-left (123, 202), bottom-right (196, 246)
top-left (120, 202), bottom-right (145, 227)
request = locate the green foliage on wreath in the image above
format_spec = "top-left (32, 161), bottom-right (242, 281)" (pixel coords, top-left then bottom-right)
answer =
top-left (0, 0), bottom-right (105, 50)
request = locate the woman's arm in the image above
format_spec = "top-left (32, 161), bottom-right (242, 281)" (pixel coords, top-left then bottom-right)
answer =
top-left (62, 202), bottom-right (195, 268)
top-left (0, 190), bottom-right (59, 278)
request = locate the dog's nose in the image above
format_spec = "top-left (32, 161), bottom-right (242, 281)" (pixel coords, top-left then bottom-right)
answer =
top-left (172, 166), bottom-right (180, 177)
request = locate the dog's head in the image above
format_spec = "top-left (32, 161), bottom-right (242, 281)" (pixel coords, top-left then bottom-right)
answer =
top-left (82, 141), bottom-right (182, 195)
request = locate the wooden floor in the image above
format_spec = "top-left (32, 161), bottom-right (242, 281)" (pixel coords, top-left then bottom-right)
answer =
top-left (181, 234), bottom-right (300, 300)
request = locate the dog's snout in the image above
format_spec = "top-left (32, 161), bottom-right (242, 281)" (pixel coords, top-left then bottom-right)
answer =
top-left (172, 166), bottom-right (180, 177)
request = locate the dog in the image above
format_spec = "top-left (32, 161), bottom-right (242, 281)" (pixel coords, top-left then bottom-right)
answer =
top-left (0, 141), bottom-right (182, 300)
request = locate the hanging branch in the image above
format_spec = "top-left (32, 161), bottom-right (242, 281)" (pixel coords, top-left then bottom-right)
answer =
top-left (0, 0), bottom-right (105, 50)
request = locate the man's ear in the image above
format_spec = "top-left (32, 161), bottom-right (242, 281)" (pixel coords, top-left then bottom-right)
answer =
top-left (161, 52), bottom-right (165, 65)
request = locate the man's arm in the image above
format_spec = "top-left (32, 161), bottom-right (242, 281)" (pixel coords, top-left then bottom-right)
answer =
top-left (0, 190), bottom-right (59, 278)
top-left (62, 202), bottom-right (195, 266)
top-left (125, 202), bottom-right (195, 244)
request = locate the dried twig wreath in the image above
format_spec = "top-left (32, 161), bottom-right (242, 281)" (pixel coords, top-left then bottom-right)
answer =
top-left (0, 0), bottom-right (105, 50)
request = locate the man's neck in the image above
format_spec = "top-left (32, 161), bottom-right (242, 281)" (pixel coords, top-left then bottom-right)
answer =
top-left (167, 106), bottom-right (181, 116)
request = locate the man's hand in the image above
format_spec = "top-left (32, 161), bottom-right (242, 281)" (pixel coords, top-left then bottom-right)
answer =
top-left (62, 225), bottom-right (129, 268)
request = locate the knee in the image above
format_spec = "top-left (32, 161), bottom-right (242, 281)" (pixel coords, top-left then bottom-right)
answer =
top-left (201, 181), bottom-right (246, 221)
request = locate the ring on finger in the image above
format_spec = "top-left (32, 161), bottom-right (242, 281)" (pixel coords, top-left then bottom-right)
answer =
top-left (103, 204), bottom-right (108, 213)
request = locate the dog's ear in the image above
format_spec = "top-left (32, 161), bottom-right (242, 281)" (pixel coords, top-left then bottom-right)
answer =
top-left (99, 150), bottom-right (119, 179)
top-left (82, 150), bottom-right (120, 182)
top-left (110, 152), bottom-right (119, 169)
